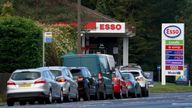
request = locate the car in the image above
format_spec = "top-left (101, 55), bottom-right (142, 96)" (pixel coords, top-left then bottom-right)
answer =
top-left (120, 72), bottom-right (142, 98)
top-left (112, 69), bottom-right (128, 98)
top-left (120, 68), bottom-right (149, 97)
top-left (7, 68), bottom-right (63, 106)
top-left (63, 54), bottom-right (115, 99)
top-left (46, 66), bottom-right (79, 102)
top-left (69, 67), bottom-right (98, 101)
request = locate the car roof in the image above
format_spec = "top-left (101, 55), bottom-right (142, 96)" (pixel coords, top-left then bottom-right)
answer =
top-left (120, 69), bottom-right (141, 73)
top-left (45, 66), bottom-right (67, 70)
top-left (13, 68), bottom-right (42, 73)
top-left (69, 67), bottom-right (87, 69)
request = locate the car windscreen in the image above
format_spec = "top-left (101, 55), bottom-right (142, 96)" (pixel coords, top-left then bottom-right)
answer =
top-left (50, 70), bottom-right (62, 77)
top-left (11, 72), bottom-right (41, 80)
top-left (70, 69), bottom-right (82, 77)
top-left (121, 73), bottom-right (135, 81)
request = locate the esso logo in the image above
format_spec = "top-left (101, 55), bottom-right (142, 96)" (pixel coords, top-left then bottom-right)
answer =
top-left (164, 25), bottom-right (181, 38)
top-left (99, 24), bottom-right (122, 30)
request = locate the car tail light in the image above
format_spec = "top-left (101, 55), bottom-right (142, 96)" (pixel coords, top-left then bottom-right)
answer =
top-left (7, 81), bottom-right (16, 85)
top-left (137, 77), bottom-right (144, 81)
top-left (56, 77), bottom-right (66, 82)
top-left (98, 72), bottom-right (102, 84)
top-left (126, 81), bottom-right (132, 86)
top-left (77, 77), bottom-right (84, 82)
top-left (98, 72), bottom-right (102, 80)
top-left (112, 77), bottom-right (120, 84)
top-left (34, 79), bottom-right (46, 84)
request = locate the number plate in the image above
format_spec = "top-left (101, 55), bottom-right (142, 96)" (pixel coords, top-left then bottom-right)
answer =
top-left (19, 83), bottom-right (31, 87)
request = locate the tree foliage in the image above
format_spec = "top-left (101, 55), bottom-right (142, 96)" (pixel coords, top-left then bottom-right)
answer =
top-left (0, 16), bottom-right (42, 72)
top-left (92, 0), bottom-right (192, 71)
top-left (39, 24), bottom-right (77, 66)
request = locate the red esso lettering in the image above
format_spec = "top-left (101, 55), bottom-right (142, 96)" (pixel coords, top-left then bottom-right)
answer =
top-left (116, 24), bottom-right (121, 30)
top-left (100, 24), bottom-right (104, 30)
top-left (166, 29), bottom-right (180, 35)
top-left (105, 24), bottom-right (110, 30)
top-left (100, 24), bottom-right (122, 30)
top-left (111, 24), bottom-right (116, 30)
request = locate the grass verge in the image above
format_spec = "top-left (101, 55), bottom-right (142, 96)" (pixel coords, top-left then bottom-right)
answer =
top-left (0, 94), bottom-right (6, 103)
top-left (150, 82), bottom-right (192, 93)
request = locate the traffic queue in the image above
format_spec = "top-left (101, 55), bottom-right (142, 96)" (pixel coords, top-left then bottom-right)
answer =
top-left (6, 54), bottom-right (149, 106)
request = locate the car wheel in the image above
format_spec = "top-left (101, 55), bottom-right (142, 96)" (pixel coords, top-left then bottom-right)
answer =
top-left (73, 92), bottom-right (79, 102)
top-left (100, 89), bottom-right (106, 100)
top-left (29, 100), bottom-right (35, 105)
top-left (7, 99), bottom-right (14, 106)
top-left (83, 88), bottom-right (90, 101)
top-left (57, 90), bottom-right (64, 103)
top-left (108, 89), bottom-right (114, 99)
top-left (123, 89), bottom-right (128, 98)
top-left (95, 90), bottom-right (100, 100)
top-left (45, 91), bottom-right (53, 104)
top-left (19, 101), bottom-right (26, 105)
top-left (137, 86), bottom-right (142, 97)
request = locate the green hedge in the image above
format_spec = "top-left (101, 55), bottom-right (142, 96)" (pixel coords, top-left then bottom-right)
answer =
top-left (0, 16), bottom-right (42, 72)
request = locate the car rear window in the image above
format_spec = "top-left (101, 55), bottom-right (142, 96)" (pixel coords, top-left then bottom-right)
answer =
top-left (121, 73), bottom-right (134, 81)
top-left (70, 69), bottom-right (82, 77)
top-left (11, 72), bottom-right (41, 80)
top-left (129, 72), bottom-right (140, 77)
top-left (50, 70), bottom-right (62, 77)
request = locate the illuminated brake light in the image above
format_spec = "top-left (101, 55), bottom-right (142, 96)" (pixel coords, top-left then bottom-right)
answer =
top-left (7, 81), bottom-right (16, 85)
top-left (137, 77), bottom-right (144, 81)
top-left (34, 80), bottom-right (46, 84)
top-left (98, 73), bottom-right (102, 80)
top-left (56, 78), bottom-right (66, 82)
top-left (112, 77), bottom-right (120, 84)
top-left (77, 77), bottom-right (84, 81)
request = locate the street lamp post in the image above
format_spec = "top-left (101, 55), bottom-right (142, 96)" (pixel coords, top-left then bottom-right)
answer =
top-left (77, 0), bottom-right (82, 54)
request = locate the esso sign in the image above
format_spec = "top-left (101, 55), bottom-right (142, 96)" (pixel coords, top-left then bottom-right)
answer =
top-left (164, 25), bottom-right (181, 38)
top-left (93, 22), bottom-right (125, 33)
top-left (99, 24), bottom-right (122, 30)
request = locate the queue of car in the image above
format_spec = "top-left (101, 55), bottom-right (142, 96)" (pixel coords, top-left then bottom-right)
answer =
top-left (6, 54), bottom-right (149, 106)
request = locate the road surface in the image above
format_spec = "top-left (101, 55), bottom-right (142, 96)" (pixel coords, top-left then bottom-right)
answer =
top-left (0, 93), bottom-right (192, 108)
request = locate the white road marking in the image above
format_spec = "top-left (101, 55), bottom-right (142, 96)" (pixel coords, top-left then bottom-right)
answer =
top-left (172, 103), bottom-right (192, 106)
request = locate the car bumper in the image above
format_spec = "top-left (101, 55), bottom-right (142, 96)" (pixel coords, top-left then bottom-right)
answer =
top-left (7, 92), bottom-right (48, 101)
top-left (113, 84), bottom-right (120, 93)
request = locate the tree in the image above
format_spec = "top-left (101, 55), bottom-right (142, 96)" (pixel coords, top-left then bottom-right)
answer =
top-left (39, 24), bottom-right (77, 66)
top-left (1, 0), bottom-right (13, 16)
top-left (0, 16), bottom-right (42, 72)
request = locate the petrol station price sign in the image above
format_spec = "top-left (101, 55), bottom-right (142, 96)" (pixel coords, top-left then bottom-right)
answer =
top-left (162, 23), bottom-right (184, 76)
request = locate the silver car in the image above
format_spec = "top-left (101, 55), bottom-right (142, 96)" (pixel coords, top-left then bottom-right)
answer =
top-left (47, 66), bottom-right (79, 101)
top-left (7, 68), bottom-right (63, 106)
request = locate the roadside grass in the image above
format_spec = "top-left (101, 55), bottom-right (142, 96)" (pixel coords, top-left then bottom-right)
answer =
top-left (0, 94), bottom-right (6, 103)
top-left (150, 82), bottom-right (192, 93)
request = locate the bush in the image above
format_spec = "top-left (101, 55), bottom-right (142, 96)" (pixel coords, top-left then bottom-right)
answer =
top-left (0, 16), bottom-right (42, 72)
top-left (39, 24), bottom-right (77, 66)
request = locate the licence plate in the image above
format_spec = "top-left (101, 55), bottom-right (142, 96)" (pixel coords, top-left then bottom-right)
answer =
top-left (19, 84), bottom-right (31, 87)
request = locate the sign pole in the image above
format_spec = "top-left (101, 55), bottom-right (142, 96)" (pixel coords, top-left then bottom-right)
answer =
top-left (42, 33), bottom-right (45, 67)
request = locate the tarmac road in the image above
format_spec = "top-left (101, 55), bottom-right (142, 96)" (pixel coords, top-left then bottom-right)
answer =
top-left (1, 93), bottom-right (192, 108)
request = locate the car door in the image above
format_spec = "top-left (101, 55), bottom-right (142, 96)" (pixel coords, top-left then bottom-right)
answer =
top-left (47, 71), bottom-right (60, 98)
top-left (85, 68), bottom-right (96, 94)
top-left (65, 68), bottom-right (77, 96)
top-left (99, 57), bottom-right (113, 94)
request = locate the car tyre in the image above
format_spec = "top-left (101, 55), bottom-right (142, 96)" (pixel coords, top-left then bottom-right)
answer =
top-left (19, 101), bottom-right (26, 105)
top-left (73, 92), bottom-right (80, 102)
top-left (45, 91), bottom-right (53, 104)
top-left (7, 99), bottom-right (14, 106)
top-left (57, 90), bottom-right (64, 103)
top-left (123, 89), bottom-right (128, 98)
top-left (83, 88), bottom-right (90, 101)
top-left (100, 89), bottom-right (106, 100)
